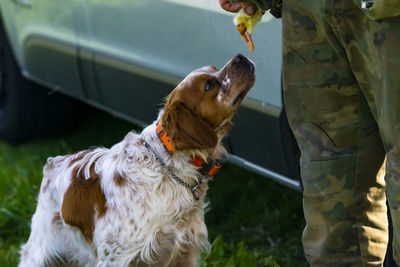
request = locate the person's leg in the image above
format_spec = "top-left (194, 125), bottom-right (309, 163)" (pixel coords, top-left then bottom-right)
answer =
top-left (336, 3), bottom-right (400, 263)
top-left (282, 0), bottom-right (387, 265)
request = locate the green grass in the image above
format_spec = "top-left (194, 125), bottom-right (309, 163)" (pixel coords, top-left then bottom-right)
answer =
top-left (0, 111), bottom-right (306, 267)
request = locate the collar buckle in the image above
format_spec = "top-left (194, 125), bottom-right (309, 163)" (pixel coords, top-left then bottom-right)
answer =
top-left (194, 158), bottom-right (225, 176)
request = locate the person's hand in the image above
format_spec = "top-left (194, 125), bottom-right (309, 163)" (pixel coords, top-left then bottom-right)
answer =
top-left (219, 0), bottom-right (257, 15)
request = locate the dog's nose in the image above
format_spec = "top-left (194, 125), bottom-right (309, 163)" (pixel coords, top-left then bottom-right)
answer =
top-left (233, 53), bottom-right (246, 64)
top-left (232, 53), bottom-right (254, 71)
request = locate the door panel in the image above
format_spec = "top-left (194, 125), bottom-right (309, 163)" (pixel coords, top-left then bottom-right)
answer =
top-left (1, 0), bottom-right (86, 98)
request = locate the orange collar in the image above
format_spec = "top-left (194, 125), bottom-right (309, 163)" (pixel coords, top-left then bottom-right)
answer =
top-left (156, 121), bottom-right (223, 176)
top-left (156, 121), bottom-right (173, 152)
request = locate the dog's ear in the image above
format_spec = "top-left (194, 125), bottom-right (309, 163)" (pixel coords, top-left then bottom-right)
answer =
top-left (162, 101), bottom-right (218, 150)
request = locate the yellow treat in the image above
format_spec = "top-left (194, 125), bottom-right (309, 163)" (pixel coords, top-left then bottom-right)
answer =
top-left (233, 7), bottom-right (265, 53)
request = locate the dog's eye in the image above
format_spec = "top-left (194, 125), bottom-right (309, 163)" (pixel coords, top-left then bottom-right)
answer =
top-left (205, 79), bottom-right (217, 91)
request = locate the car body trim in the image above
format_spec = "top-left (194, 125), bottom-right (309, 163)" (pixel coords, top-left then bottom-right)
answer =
top-left (228, 154), bottom-right (302, 192)
top-left (21, 35), bottom-right (282, 118)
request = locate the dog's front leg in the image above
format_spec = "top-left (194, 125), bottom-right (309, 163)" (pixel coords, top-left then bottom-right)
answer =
top-left (19, 203), bottom-right (62, 267)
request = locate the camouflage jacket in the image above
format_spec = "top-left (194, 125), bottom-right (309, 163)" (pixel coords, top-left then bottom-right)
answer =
top-left (233, 0), bottom-right (400, 20)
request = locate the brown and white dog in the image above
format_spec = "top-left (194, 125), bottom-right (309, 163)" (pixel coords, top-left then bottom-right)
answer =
top-left (19, 54), bottom-right (255, 267)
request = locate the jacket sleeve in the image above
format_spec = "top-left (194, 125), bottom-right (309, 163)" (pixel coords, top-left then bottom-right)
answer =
top-left (231, 0), bottom-right (282, 18)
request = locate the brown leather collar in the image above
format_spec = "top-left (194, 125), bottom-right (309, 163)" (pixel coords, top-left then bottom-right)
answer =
top-left (156, 121), bottom-right (223, 176)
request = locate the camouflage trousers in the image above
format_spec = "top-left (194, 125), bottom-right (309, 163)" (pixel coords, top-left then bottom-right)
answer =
top-left (282, 0), bottom-right (400, 265)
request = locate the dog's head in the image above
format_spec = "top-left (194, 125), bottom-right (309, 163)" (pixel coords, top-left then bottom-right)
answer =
top-left (161, 54), bottom-right (255, 151)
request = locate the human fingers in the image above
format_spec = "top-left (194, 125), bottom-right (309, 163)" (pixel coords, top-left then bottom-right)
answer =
top-left (241, 2), bottom-right (257, 15)
top-left (219, 0), bottom-right (242, 12)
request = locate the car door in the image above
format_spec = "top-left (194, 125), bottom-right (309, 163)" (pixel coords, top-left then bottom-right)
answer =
top-left (0, 0), bottom-right (88, 99)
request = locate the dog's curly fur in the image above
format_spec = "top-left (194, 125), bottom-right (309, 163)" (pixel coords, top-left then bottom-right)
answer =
top-left (19, 54), bottom-right (255, 267)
